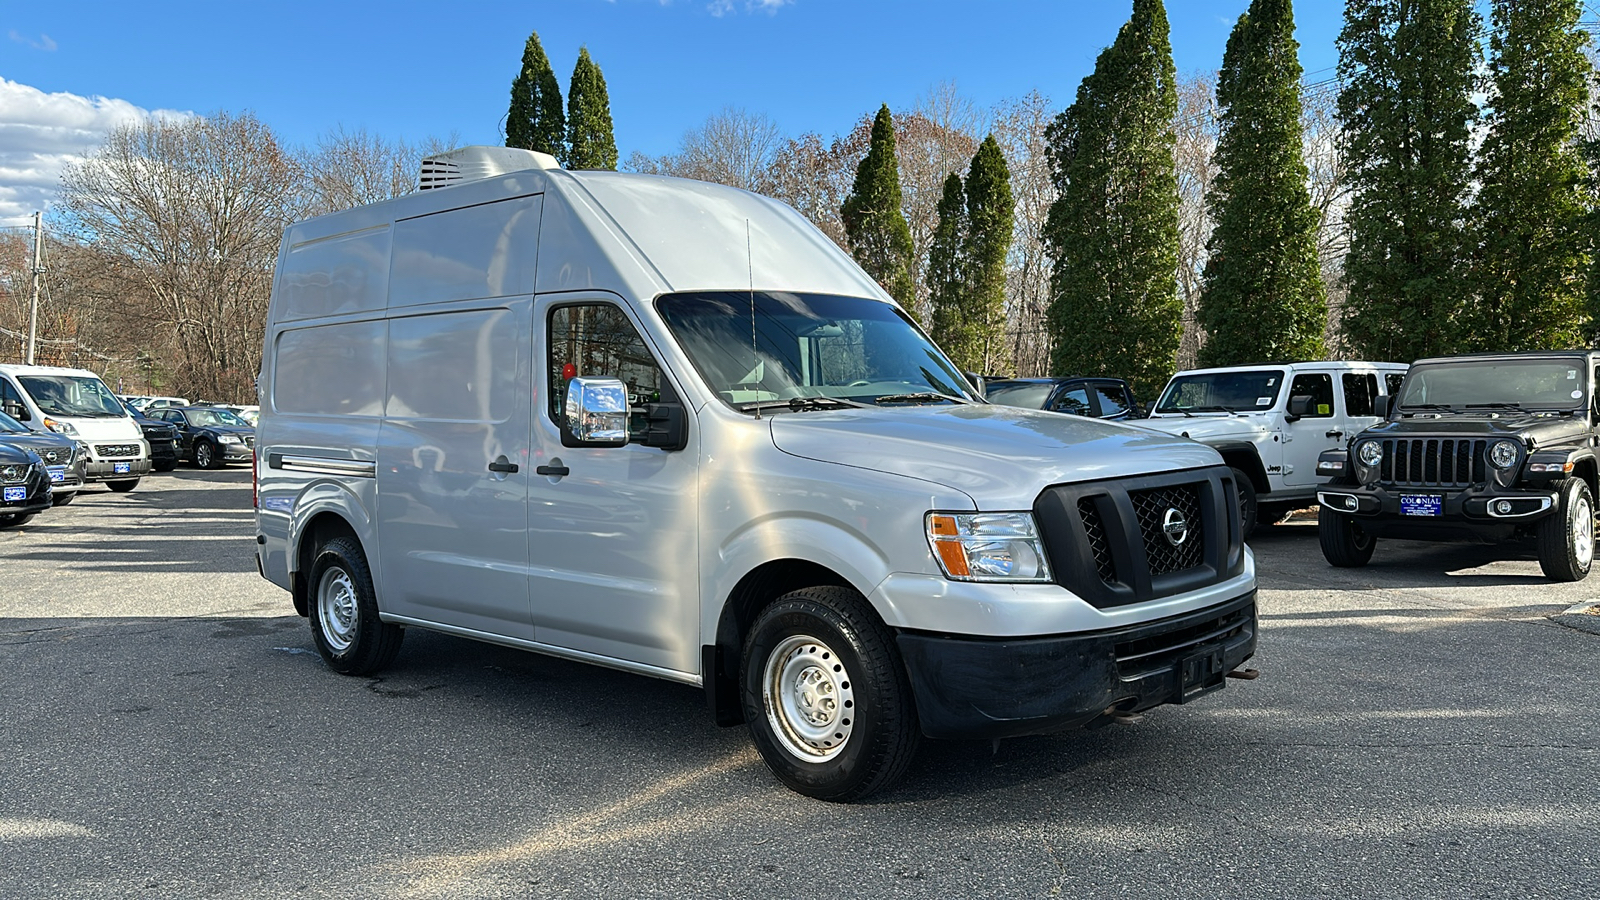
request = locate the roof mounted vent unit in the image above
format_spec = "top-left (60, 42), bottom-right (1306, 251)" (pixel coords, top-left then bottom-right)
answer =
top-left (417, 146), bottom-right (560, 190)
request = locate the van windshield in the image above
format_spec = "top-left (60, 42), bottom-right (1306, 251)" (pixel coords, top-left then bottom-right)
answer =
top-left (18, 375), bottom-right (127, 417)
top-left (656, 291), bottom-right (975, 410)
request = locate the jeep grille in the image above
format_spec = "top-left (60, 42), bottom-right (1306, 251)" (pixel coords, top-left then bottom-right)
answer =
top-left (1380, 438), bottom-right (1487, 488)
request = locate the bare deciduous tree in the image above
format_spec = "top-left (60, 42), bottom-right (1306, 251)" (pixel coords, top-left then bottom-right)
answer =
top-left (300, 126), bottom-right (460, 216)
top-left (1174, 71), bottom-right (1220, 371)
top-left (1301, 84), bottom-right (1351, 355)
top-left (991, 90), bottom-right (1056, 376)
top-left (58, 111), bottom-right (299, 401)
top-left (626, 107), bottom-right (784, 192)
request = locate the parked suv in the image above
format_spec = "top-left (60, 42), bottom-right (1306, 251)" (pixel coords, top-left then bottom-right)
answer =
top-left (985, 376), bottom-right (1142, 421)
top-left (256, 145), bottom-right (1259, 801)
top-left (0, 411), bottom-right (84, 504)
top-left (120, 400), bottom-right (181, 472)
top-left (0, 441), bottom-right (51, 528)
top-left (1142, 361), bottom-right (1408, 533)
top-left (1316, 351), bottom-right (1600, 581)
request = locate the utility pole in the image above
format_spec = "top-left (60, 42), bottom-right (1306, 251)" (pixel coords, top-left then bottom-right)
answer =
top-left (26, 211), bottom-right (43, 365)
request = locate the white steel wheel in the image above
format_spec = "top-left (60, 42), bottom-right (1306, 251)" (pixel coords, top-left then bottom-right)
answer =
top-left (762, 634), bottom-right (857, 762)
top-left (316, 567), bottom-right (359, 653)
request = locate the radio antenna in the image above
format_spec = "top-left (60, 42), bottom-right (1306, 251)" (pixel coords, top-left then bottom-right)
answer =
top-left (748, 219), bottom-right (759, 421)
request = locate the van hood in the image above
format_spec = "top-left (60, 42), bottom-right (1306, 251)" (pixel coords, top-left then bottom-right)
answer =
top-left (1140, 414), bottom-right (1275, 443)
top-left (768, 404), bottom-right (1225, 509)
top-left (53, 416), bottom-right (142, 442)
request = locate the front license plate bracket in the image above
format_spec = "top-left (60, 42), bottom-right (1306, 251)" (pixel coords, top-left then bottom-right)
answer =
top-left (1176, 646), bottom-right (1227, 704)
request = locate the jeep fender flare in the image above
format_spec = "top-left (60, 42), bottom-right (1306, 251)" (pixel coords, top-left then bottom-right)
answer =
top-left (1209, 441), bottom-right (1271, 494)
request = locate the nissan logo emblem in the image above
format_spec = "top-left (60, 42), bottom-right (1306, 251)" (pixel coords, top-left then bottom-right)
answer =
top-left (1162, 508), bottom-right (1189, 547)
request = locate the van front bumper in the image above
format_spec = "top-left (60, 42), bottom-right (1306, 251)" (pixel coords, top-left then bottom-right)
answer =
top-left (84, 458), bottom-right (152, 481)
top-left (896, 590), bottom-right (1256, 740)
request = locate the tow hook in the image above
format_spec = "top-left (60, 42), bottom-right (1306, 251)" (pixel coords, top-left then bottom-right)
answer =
top-left (1227, 668), bottom-right (1260, 680)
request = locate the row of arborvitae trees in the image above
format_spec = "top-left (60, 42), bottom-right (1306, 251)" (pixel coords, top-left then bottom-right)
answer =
top-left (506, 31), bottom-right (618, 170)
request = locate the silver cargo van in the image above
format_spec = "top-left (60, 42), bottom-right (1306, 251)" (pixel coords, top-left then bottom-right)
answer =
top-left (255, 147), bottom-right (1258, 800)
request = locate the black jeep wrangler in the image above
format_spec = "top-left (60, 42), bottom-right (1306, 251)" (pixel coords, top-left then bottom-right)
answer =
top-left (1314, 350), bottom-right (1599, 581)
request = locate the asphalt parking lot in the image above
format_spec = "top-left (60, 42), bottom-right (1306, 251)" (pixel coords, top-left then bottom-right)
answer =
top-left (2, 470), bottom-right (1598, 899)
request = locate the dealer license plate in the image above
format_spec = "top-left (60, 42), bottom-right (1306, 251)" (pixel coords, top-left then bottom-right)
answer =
top-left (3, 486), bottom-right (25, 502)
top-left (46, 466), bottom-right (65, 483)
top-left (113, 462), bottom-right (131, 474)
top-left (1400, 494), bottom-right (1442, 517)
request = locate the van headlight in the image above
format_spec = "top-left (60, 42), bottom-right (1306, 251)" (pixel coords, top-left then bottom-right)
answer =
top-left (926, 512), bottom-right (1052, 582)
top-left (42, 417), bottom-right (78, 436)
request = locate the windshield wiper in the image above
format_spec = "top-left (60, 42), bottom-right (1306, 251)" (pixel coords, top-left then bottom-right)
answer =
top-left (1184, 405), bottom-right (1239, 415)
top-left (737, 396), bottom-right (867, 414)
top-left (1400, 403), bottom-right (1459, 414)
top-left (1464, 402), bottom-right (1526, 411)
top-left (872, 392), bottom-right (966, 405)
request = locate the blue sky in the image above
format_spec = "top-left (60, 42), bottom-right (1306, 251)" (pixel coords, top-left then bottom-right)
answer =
top-left (2, 0), bottom-right (1349, 225)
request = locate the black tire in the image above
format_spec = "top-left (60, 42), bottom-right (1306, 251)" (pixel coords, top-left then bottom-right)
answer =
top-left (0, 512), bottom-right (35, 529)
top-left (1231, 467), bottom-right (1258, 536)
top-left (1319, 506), bottom-right (1376, 567)
top-left (51, 491), bottom-right (76, 506)
top-left (106, 478), bottom-right (139, 493)
top-left (741, 586), bottom-right (920, 802)
top-left (1537, 478), bottom-right (1594, 582)
top-left (306, 536), bottom-right (403, 675)
top-left (153, 459), bottom-right (178, 473)
top-left (194, 441), bottom-right (221, 469)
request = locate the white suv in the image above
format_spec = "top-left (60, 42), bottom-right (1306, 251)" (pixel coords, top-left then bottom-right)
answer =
top-left (1142, 361), bottom-right (1408, 532)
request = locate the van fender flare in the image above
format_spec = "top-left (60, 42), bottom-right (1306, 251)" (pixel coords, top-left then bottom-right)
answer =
top-left (286, 481), bottom-right (381, 608)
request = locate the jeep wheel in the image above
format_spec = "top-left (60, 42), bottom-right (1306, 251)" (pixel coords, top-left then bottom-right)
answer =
top-left (1537, 478), bottom-right (1594, 582)
top-left (1231, 467), bottom-right (1258, 536)
top-left (1319, 507), bottom-right (1375, 567)
top-left (741, 586), bottom-right (920, 802)
top-left (307, 536), bottom-right (404, 674)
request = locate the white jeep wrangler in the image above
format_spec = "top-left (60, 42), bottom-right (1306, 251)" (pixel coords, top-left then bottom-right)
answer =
top-left (1142, 361), bottom-right (1408, 532)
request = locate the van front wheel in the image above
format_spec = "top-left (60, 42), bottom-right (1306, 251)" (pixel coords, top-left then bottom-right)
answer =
top-left (307, 536), bottom-right (403, 675)
top-left (741, 586), bottom-right (920, 802)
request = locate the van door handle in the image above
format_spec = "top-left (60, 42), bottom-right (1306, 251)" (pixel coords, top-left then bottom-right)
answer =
top-left (535, 464), bottom-right (569, 477)
top-left (488, 457), bottom-right (519, 474)
top-left (1325, 430), bottom-right (1343, 439)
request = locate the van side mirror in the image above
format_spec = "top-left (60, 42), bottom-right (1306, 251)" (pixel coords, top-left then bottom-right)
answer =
top-left (561, 377), bottom-right (629, 448)
top-left (1286, 395), bottom-right (1313, 422)
top-left (3, 400), bottom-right (27, 421)
top-left (1374, 395), bottom-right (1390, 418)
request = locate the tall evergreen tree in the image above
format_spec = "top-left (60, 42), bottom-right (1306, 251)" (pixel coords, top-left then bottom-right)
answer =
top-left (841, 105), bottom-right (916, 310)
top-left (1198, 0), bottom-right (1326, 366)
top-left (963, 136), bottom-right (1015, 374)
top-left (1044, 0), bottom-right (1181, 399)
top-left (506, 31), bottom-right (566, 162)
top-left (1469, 0), bottom-right (1592, 351)
top-left (566, 47), bottom-right (619, 171)
top-left (927, 173), bottom-right (969, 362)
top-left (1336, 0), bottom-right (1480, 361)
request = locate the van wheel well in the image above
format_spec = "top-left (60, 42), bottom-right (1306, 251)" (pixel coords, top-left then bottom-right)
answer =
top-left (705, 560), bottom-right (853, 727)
top-left (292, 513), bottom-right (361, 618)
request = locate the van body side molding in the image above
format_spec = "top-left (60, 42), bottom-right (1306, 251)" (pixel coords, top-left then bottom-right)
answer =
top-left (269, 453), bottom-right (377, 478)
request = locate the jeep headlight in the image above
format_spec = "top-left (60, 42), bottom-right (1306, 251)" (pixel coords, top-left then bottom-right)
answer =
top-left (1489, 440), bottom-right (1520, 469)
top-left (218, 434), bottom-right (243, 445)
top-left (1357, 440), bottom-right (1384, 467)
top-left (926, 512), bottom-right (1052, 582)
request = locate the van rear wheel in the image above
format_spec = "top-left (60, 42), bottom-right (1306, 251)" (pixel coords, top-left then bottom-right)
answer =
top-left (307, 536), bottom-right (403, 675)
top-left (741, 586), bottom-right (919, 802)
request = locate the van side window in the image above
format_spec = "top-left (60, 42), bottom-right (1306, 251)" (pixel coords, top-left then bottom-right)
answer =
top-left (0, 379), bottom-right (26, 420)
top-left (1289, 373), bottom-right (1335, 418)
top-left (1342, 373), bottom-right (1379, 417)
top-left (548, 304), bottom-right (667, 430)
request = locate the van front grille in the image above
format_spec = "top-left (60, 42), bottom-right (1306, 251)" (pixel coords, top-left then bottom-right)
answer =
top-left (95, 444), bottom-right (141, 458)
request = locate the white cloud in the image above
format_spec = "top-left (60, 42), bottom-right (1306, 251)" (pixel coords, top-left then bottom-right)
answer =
top-left (0, 78), bottom-right (189, 226)
top-left (707, 0), bottom-right (792, 16)
top-left (8, 30), bottom-right (58, 52)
